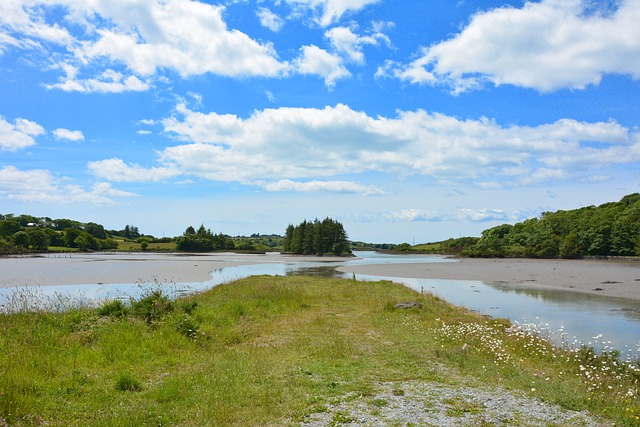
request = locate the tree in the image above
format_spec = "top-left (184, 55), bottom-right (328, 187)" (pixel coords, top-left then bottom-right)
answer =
top-left (0, 219), bottom-right (22, 237)
top-left (64, 228), bottom-right (81, 247)
top-left (284, 218), bottom-right (350, 256)
top-left (13, 231), bottom-right (29, 248)
top-left (27, 228), bottom-right (49, 250)
top-left (85, 222), bottom-right (107, 239)
top-left (559, 232), bottom-right (581, 259)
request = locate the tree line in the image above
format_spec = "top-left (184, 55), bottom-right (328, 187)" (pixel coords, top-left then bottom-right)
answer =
top-left (283, 218), bottom-right (350, 256)
top-left (461, 193), bottom-right (640, 258)
top-left (0, 214), bottom-right (145, 254)
top-left (175, 225), bottom-right (236, 252)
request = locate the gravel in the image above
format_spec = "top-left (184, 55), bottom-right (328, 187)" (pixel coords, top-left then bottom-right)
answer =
top-left (295, 381), bottom-right (613, 426)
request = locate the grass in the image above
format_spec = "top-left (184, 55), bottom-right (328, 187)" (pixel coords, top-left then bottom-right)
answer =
top-left (115, 240), bottom-right (177, 252)
top-left (1, 276), bottom-right (639, 426)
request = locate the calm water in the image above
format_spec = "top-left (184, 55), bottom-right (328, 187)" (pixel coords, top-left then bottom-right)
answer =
top-left (2, 251), bottom-right (639, 358)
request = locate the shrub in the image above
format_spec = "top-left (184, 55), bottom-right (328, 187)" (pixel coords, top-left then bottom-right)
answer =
top-left (131, 289), bottom-right (174, 324)
top-left (97, 299), bottom-right (128, 318)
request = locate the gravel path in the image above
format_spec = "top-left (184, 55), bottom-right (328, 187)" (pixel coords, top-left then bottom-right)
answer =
top-left (295, 381), bottom-right (613, 426)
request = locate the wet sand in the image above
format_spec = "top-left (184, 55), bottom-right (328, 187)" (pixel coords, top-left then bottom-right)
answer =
top-left (339, 257), bottom-right (640, 302)
top-left (0, 252), bottom-right (345, 288)
top-left (2, 252), bottom-right (640, 302)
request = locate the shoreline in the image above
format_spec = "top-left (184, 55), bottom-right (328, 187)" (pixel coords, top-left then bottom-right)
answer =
top-left (339, 257), bottom-right (640, 302)
top-left (2, 252), bottom-right (640, 302)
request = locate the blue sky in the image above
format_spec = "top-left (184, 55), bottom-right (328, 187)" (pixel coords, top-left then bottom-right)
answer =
top-left (1, 0), bottom-right (639, 243)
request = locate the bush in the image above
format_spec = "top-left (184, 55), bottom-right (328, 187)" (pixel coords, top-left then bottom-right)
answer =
top-left (97, 299), bottom-right (129, 318)
top-left (131, 289), bottom-right (174, 324)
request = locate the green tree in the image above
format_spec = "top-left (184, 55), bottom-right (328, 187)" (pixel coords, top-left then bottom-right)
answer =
top-left (27, 228), bottom-right (49, 250)
top-left (13, 231), bottom-right (29, 248)
top-left (0, 219), bottom-right (22, 237)
top-left (559, 232), bottom-right (581, 259)
top-left (85, 222), bottom-right (107, 239)
top-left (64, 228), bottom-right (81, 248)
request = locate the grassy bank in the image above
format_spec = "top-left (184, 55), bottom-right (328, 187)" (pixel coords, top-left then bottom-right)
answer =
top-left (1, 276), bottom-right (639, 426)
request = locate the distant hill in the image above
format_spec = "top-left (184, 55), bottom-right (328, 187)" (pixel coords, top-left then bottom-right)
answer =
top-left (425, 194), bottom-right (639, 258)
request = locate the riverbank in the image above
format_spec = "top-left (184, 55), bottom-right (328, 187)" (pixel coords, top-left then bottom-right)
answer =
top-left (1, 275), bottom-right (627, 426)
top-left (340, 257), bottom-right (640, 302)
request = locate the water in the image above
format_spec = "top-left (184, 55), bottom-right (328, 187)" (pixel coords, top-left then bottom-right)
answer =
top-left (1, 251), bottom-right (639, 358)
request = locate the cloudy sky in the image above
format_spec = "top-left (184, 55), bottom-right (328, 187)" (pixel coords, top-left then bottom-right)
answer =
top-left (1, 0), bottom-right (639, 243)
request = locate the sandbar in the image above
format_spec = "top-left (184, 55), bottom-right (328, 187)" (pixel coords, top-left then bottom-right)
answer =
top-left (0, 252), bottom-right (345, 288)
top-left (339, 257), bottom-right (640, 302)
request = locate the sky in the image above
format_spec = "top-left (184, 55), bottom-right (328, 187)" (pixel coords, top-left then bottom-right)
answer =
top-left (1, 0), bottom-right (639, 243)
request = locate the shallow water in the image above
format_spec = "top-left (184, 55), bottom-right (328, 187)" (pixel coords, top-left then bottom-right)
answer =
top-left (2, 251), bottom-right (639, 358)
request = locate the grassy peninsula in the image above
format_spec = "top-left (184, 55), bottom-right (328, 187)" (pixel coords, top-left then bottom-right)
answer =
top-left (2, 276), bottom-right (639, 426)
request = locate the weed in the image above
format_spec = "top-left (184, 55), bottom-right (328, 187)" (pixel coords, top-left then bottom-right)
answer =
top-left (174, 314), bottom-right (200, 340)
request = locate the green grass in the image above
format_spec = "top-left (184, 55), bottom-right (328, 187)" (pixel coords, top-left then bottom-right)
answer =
top-left (1, 276), bottom-right (639, 426)
top-left (115, 240), bottom-right (177, 251)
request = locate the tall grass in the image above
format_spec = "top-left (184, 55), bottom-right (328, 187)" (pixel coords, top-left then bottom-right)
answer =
top-left (1, 276), bottom-right (639, 426)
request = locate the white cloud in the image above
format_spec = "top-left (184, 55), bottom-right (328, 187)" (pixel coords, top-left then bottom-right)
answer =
top-left (0, 166), bottom-right (137, 204)
top-left (365, 207), bottom-right (531, 223)
top-left (0, 116), bottom-right (45, 151)
top-left (324, 25), bottom-right (389, 64)
top-left (294, 45), bottom-right (350, 87)
top-left (53, 128), bottom-right (84, 142)
top-left (386, 0), bottom-right (640, 92)
top-left (137, 130), bottom-right (152, 135)
top-left (257, 7), bottom-right (285, 32)
top-left (263, 179), bottom-right (385, 195)
top-left (87, 158), bottom-right (179, 182)
top-left (148, 103), bottom-right (640, 189)
top-left (46, 66), bottom-right (150, 94)
top-left (3, 0), bottom-right (289, 92)
top-left (285, 0), bottom-right (381, 27)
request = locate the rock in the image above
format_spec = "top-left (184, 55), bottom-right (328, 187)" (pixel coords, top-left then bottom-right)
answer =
top-left (394, 302), bottom-right (423, 309)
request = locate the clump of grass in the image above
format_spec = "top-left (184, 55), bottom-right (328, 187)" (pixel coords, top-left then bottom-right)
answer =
top-left (114, 373), bottom-right (142, 392)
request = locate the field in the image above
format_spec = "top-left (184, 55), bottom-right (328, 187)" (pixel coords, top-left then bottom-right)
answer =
top-left (1, 276), bottom-right (639, 426)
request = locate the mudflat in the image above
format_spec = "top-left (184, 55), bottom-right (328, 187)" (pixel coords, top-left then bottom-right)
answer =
top-left (2, 252), bottom-right (640, 302)
top-left (0, 252), bottom-right (345, 288)
top-left (340, 257), bottom-right (640, 302)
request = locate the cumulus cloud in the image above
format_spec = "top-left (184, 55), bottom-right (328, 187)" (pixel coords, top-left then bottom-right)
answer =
top-left (263, 179), bottom-right (385, 195)
top-left (294, 45), bottom-right (351, 87)
top-left (0, 166), bottom-right (137, 204)
top-left (107, 103), bottom-right (636, 190)
top-left (87, 158), bottom-right (179, 182)
top-left (0, 116), bottom-right (45, 151)
top-left (325, 25), bottom-right (390, 63)
top-left (382, 0), bottom-right (640, 92)
top-left (53, 128), bottom-right (84, 142)
top-left (3, 0), bottom-right (288, 92)
top-left (285, 0), bottom-right (381, 27)
top-left (257, 7), bottom-right (285, 32)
